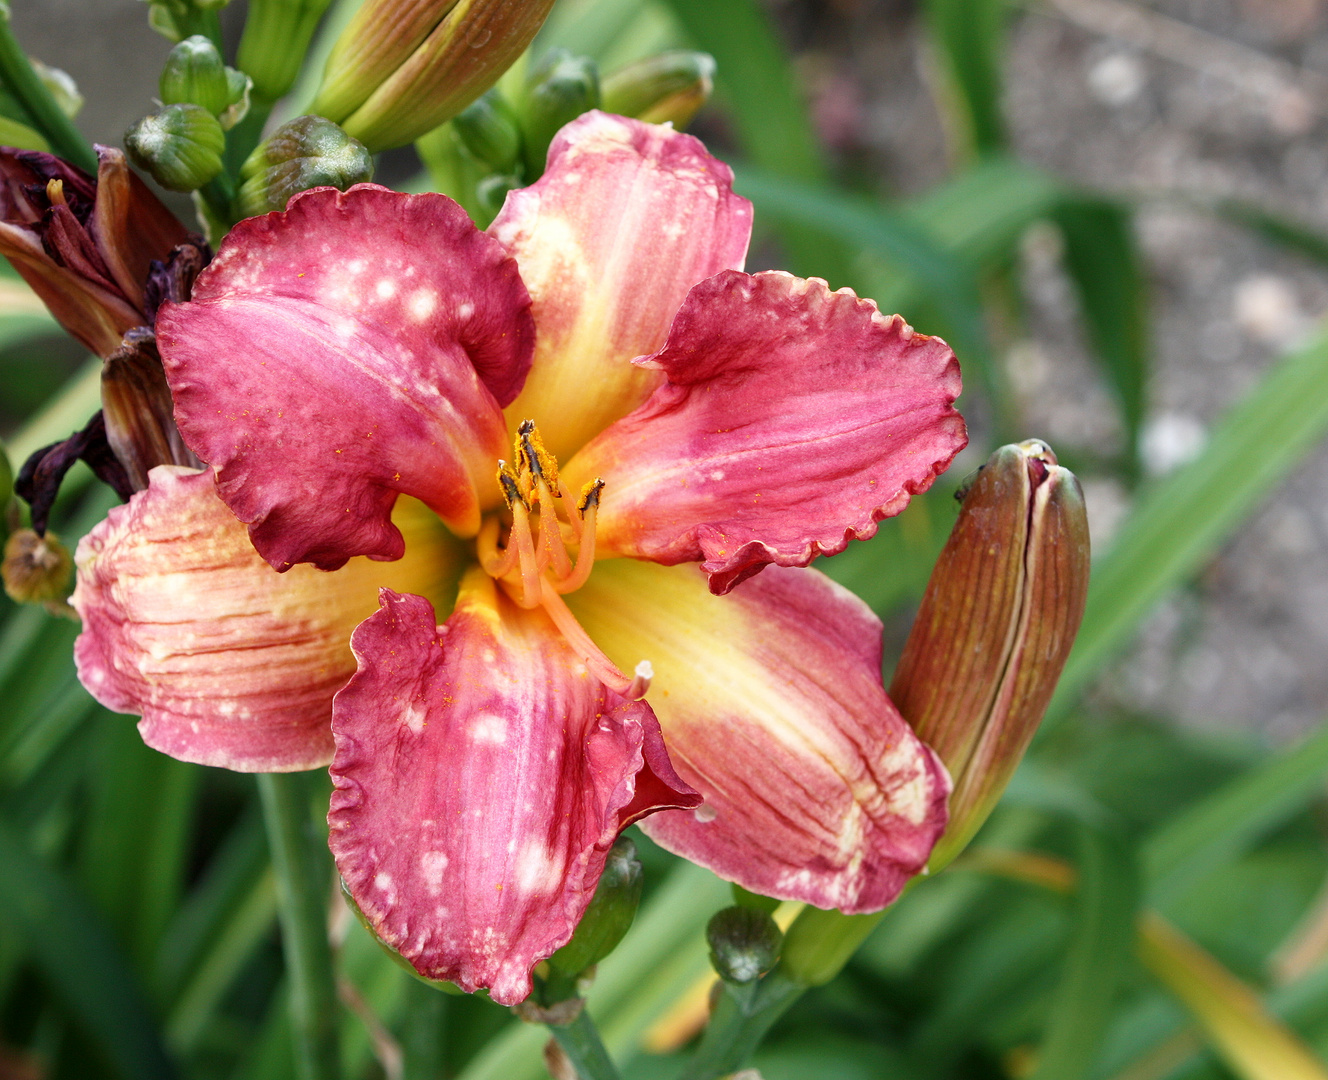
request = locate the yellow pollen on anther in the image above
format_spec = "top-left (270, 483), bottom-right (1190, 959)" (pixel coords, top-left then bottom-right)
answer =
top-left (480, 425), bottom-right (652, 698)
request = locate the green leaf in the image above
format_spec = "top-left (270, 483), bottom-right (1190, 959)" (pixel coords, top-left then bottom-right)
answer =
top-left (1031, 826), bottom-right (1139, 1080)
top-left (1138, 911), bottom-right (1328, 1080)
top-left (1142, 723), bottom-right (1328, 906)
top-left (1047, 326), bottom-right (1328, 724)
top-left (0, 814), bottom-right (176, 1080)
top-left (1053, 197), bottom-right (1148, 462)
top-left (921, 0), bottom-right (1009, 158)
top-left (659, 0), bottom-right (850, 282)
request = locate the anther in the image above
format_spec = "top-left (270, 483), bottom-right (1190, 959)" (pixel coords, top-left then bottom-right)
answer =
top-left (496, 460), bottom-right (527, 510)
top-left (577, 478), bottom-right (604, 518)
top-left (46, 178), bottom-right (67, 206)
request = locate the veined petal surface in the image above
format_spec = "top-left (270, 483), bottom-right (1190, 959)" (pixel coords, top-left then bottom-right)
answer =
top-left (72, 467), bottom-right (461, 771)
top-left (156, 184), bottom-right (534, 570)
top-left (567, 559), bottom-right (949, 913)
top-left (490, 111), bottom-right (752, 459)
top-left (566, 271), bottom-right (967, 593)
top-left (328, 572), bottom-right (698, 1005)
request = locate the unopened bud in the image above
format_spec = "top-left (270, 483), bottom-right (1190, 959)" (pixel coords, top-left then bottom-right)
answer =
top-left (706, 906), bottom-right (782, 984)
top-left (3, 528), bottom-right (72, 604)
top-left (160, 35), bottom-right (251, 129)
top-left (236, 0), bottom-right (336, 103)
top-left (32, 61), bottom-right (82, 119)
top-left (236, 115), bottom-right (373, 218)
top-left (475, 172), bottom-right (519, 223)
top-left (546, 837), bottom-right (643, 978)
top-left (125, 104), bottom-right (225, 192)
top-left (892, 440), bottom-right (1090, 870)
top-left (311, 0), bottom-right (556, 152)
top-left (520, 50), bottom-right (599, 178)
top-left (453, 89), bottom-right (522, 174)
top-left (601, 51), bottom-right (715, 129)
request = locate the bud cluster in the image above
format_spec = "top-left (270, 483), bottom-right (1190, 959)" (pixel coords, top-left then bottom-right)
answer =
top-left (419, 46), bottom-right (716, 225)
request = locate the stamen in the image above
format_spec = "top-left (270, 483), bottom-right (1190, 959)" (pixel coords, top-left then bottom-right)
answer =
top-left (552, 495), bottom-right (598, 594)
top-left (496, 460), bottom-right (526, 511)
top-left (511, 502), bottom-right (542, 609)
top-left (516, 419), bottom-right (560, 493)
top-left (536, 480), bottom-right (573, 579)
top-left (558, 479), bottom-right (585, 542)
top-left (539, 579), bottom-right (651, 699)
top-left (477, 515), bottom-right (519, 579)
top-left (46, 179), bottom-right (67, 206)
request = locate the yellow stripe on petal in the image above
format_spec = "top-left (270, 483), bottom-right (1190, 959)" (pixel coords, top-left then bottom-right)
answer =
top-left (566, 558), bottom-right (949, 913)
top-left (72, 468), bottom-right (464, 772)
top-left (490, 112), bottom-right (752, 460)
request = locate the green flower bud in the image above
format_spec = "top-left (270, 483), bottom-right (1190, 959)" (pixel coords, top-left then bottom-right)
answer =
top-left (124, 103), bottom-right (225, 192)
top-left (474, 172), bottom-right (519, 225)
top-left (3, 528), bottom-right (72, 604)
top-left (453, 89), bottom-right (522, 174)
top-left (236, 0), bottom-right (336, 103)
top-left (311, 0), bottom-right (556, 153)
top-left (520, 50), bottom-right (599, 178)
top-left (143, 0), bottom-right (234, 44)
top-left (601, 51), bottom-right (715, 129)
top-left (892, 440), bottom-right (1090, 871)
top-left (31, 60), bottom-right (82, 119)
top-left (236, 115), bottom-right (373, 218)
top-left (546, 837), bottom-right (643, 978)
top-left (160, 36), bottom-right (228, 112)
top-left (706, 906), bottom-right (782, 984)
top-left (160, 35), bottom-right (251, 129)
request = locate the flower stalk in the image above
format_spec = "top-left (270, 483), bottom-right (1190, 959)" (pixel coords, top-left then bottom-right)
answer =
top-left (257, 771), bottom-right (342, 1080)
top-left (0, 9), bottom-right (94, 173)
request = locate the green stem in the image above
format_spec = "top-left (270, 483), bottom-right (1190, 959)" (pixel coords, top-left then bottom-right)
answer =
top-left (0, 11), bottom-right (95, 172)
top-left (175, 7), bottom-right (223, 51)
top-left (257, 772), bottom-right (342, 1080)
top-left (677, 971), bottom-right (804, 1080)
top-left (548, 1007), bottom-right (622, 1080)
top-left (223, 98), bottom-right (274, 180)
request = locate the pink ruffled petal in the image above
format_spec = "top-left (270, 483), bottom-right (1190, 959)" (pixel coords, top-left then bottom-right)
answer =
top-left (71, 466), bottom-right (462, 772)
top-left (490, 111), bottom-right (752, 459)
top-left (156, 184), bottom-right (535, 571)
top-left (565, 270), bottom-right (967, 594)
top-left (328, 572), bottom-right (698, 1005)
top-left (567, 559), bottom-right (950, 913)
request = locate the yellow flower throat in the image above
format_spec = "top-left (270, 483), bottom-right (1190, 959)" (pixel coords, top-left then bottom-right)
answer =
top-left (476, 420), bottom-right (651, 699)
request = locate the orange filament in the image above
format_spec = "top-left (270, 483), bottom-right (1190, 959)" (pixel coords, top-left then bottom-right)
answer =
top-left (537, 480), bottom-right (573, 579)
top-left (551, 501), bottom-right (596, 594)
top-left (484, 421), bottom-right (652, 696)
top-left (538, 580), bottom-right (651, 699)
top-left (510, 502), bottom-right (542, 610)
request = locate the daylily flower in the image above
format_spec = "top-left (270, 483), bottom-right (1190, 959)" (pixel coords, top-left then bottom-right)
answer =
top-left (73, 112), bottom-right (967, 1004)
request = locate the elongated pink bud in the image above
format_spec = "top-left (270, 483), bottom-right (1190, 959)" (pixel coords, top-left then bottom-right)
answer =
top-left (891, 440), bottom-right (1090, 869)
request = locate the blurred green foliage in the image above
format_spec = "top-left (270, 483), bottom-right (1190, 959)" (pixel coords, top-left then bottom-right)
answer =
top-left (5, 0), bottom-right (1328, 1078)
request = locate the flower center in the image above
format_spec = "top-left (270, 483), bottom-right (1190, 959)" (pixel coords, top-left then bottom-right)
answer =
top-left (477, 420), bottom-right (652, 700)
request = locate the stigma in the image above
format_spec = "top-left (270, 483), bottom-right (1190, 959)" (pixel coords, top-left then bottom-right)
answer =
top-left (478, 420), bottom-right (650, 700)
